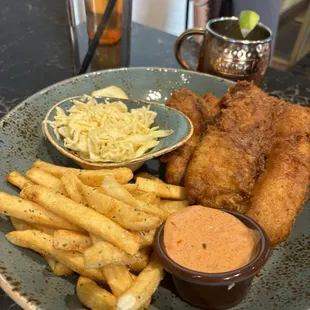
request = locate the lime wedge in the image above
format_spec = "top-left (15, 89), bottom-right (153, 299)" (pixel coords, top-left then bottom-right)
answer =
top-left (239, 10), bottom-right (260, 38)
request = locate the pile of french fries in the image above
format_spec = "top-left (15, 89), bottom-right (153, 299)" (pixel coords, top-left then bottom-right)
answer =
top-left (1, 159), bottom-right (188, 310)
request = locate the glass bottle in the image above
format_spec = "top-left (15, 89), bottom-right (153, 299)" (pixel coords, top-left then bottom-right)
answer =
top-left (66, 0), bottom-right (132, 72)
top-left (85, 0), bottom-right (123, 45)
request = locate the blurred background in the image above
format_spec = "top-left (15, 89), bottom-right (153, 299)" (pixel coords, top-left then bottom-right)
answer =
top-left (68, 0), bottom-right (309, 77)
top-left (132, 0), bottom-right (309, 76)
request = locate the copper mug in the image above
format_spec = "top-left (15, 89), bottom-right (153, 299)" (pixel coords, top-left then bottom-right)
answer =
top-left (175, 17), bottom-right (272, 85)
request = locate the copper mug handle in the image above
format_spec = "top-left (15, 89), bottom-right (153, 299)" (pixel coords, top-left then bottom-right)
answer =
top-left (175, 28), bottom-right (206, 70)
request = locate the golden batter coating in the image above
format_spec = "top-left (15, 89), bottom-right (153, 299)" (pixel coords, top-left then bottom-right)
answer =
top-left (163, 89), bottom-right (206, 185)
top-left (185, 81), bottom-right (275, 212)
top-left (247, 104), bottom-right (310, 246)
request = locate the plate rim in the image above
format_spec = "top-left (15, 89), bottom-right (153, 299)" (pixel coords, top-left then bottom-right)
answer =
top-left (0, 66), bottom-right (234, 126)
top-left (0, 276), bottom-right (33, 310)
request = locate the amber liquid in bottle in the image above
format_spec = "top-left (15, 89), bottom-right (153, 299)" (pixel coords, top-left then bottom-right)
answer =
top-left (86, 0), bottom-right (122, 45)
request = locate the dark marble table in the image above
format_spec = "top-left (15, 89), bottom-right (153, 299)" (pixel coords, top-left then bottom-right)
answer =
top-left (0, 1), bottom-right (309, 309)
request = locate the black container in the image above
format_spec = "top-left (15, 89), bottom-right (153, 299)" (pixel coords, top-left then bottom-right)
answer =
top-left (154, 210), bottom-right (271, 310)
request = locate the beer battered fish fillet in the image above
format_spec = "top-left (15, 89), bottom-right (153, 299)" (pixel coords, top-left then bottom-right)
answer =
top-left (247, 104), bottom-right (310, 246)
top-left (197, 92), bottom-right (221, 124)
top-left (162, 89), bottom-right (206, 185)
top-left (185, 127), bottom-right (258, 212)
top-left (185, 81), bottom-right (275, 212)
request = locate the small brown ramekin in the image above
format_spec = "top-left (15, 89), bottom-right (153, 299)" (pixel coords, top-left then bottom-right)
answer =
top-left (154, 210), bottom-right (271, 310)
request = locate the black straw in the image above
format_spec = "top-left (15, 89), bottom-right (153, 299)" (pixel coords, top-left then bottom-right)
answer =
top-left (78, 0), bottom-right (117, 75)
top-left (185, 0), bottom-right (190, 30)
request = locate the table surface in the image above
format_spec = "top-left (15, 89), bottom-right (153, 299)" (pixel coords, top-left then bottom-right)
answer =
top-left (0, 1), bottom-right (309, 309)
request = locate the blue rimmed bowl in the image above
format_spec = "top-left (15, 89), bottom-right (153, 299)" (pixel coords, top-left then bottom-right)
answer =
top-left (43, 96), bottom-right (193, 171)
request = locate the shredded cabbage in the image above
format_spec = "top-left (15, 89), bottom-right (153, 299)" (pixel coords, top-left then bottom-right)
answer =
top-left (47, 96), bottom-right (173, 163)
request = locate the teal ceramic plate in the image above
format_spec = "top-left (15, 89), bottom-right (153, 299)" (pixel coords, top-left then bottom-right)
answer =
top-left (43, 96), bottom-right (193, 171)
top-left (0, 67), bottom-right (309, 310)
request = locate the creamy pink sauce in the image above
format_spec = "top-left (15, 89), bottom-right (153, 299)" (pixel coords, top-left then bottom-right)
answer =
top-left (164, 205), bottom-right (259, 273)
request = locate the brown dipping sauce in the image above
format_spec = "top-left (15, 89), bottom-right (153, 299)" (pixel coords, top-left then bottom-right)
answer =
top-left (164, 205), bottom-right (259, 273)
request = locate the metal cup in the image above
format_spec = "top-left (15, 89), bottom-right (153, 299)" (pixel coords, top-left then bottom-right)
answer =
top-left (175, 17), bottom-right (272, 85)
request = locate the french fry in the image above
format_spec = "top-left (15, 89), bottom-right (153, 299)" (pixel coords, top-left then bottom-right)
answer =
top-left (132, 230), bottom-right (156, 249)
top-left (26, 168), bottom-right (67, 195)
top-left (117, 254), bottom-right (164, 310)
top-left (83, 240), bottom-right (148, 269)
top-left (81, 183), bottom-right (161, 231)
top-left (135, 172), bottom-right (165, 184)
top-left (10, 217), bottom-right (32, 230)
top-left (21, 185), bottom-right (139, 255)
top-left (45, 257), bottom-right (74, 276)
top-left (128, 248), bottom-right (151, 274)
top-left (142, 299), bottom-right (151, 310)
top-left (76, 276), bottom-right (116, 310)
top-left (122, 183), bottom-right (138, 193)
top-left (33, 159), bottom-right (133, 185)
top-left (10, 216), bottom-right (55, 236)
top-left (53, 230), bottom-right (92, 252)
top-left (153, 197), bottom-right (161, 207)
top-left (4, 164), bottom-right (167, 309)
top-left (131, 190), bottom-right (147, 196)
top-left (100, 175), bottom-right (168, 220)
top-left (90, 230), bottom-right (155, 252)
top-left (88, 235), bottom-right (149, 273)
top-left (136, 177), bottom-right (188, 200)
top-left (10, 216), bottom-right (56, 235)
top-left (103, 265), bottom-right (134, 297)
top-left (109, 272), bottom-right (153, 309)
top-left (134, 192), bottom-right (157, 204)
top-left (30, 223), bottom-right (56, 236)
top-left (89, 234), bottom-right (102, 244)
top-left (6, 230), bottom-right (106, 283)
top-left (128, 201), bottom-right (167, 221)
top-left (10, 217), bottom-right (72, 277)
top-left (101, 175), bottom-right (142, 208)
top-left (0, 192), bottom-right (83, 232)
top-left (135, 200), bottom-right (168, 220)
top-left (61, 172), bottom-right (87, 205)
top-left (159, 199), bottom-right (189, 214)
top-left (7, 171), bottom-right (33, 190)
top-left (11, 216), bottom-right (56, 235)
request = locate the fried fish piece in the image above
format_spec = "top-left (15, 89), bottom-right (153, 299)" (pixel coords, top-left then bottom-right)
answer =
top-left (247, 104), bottom-right (310, 246)
top-left (185, 81), bottom-right (275, 212)
top-left (197, 92), bottom-right (221, 124)
top-left (184, 127), bottom-right (255, 212)
top-left (163, 89), bottom-right (205, 185)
